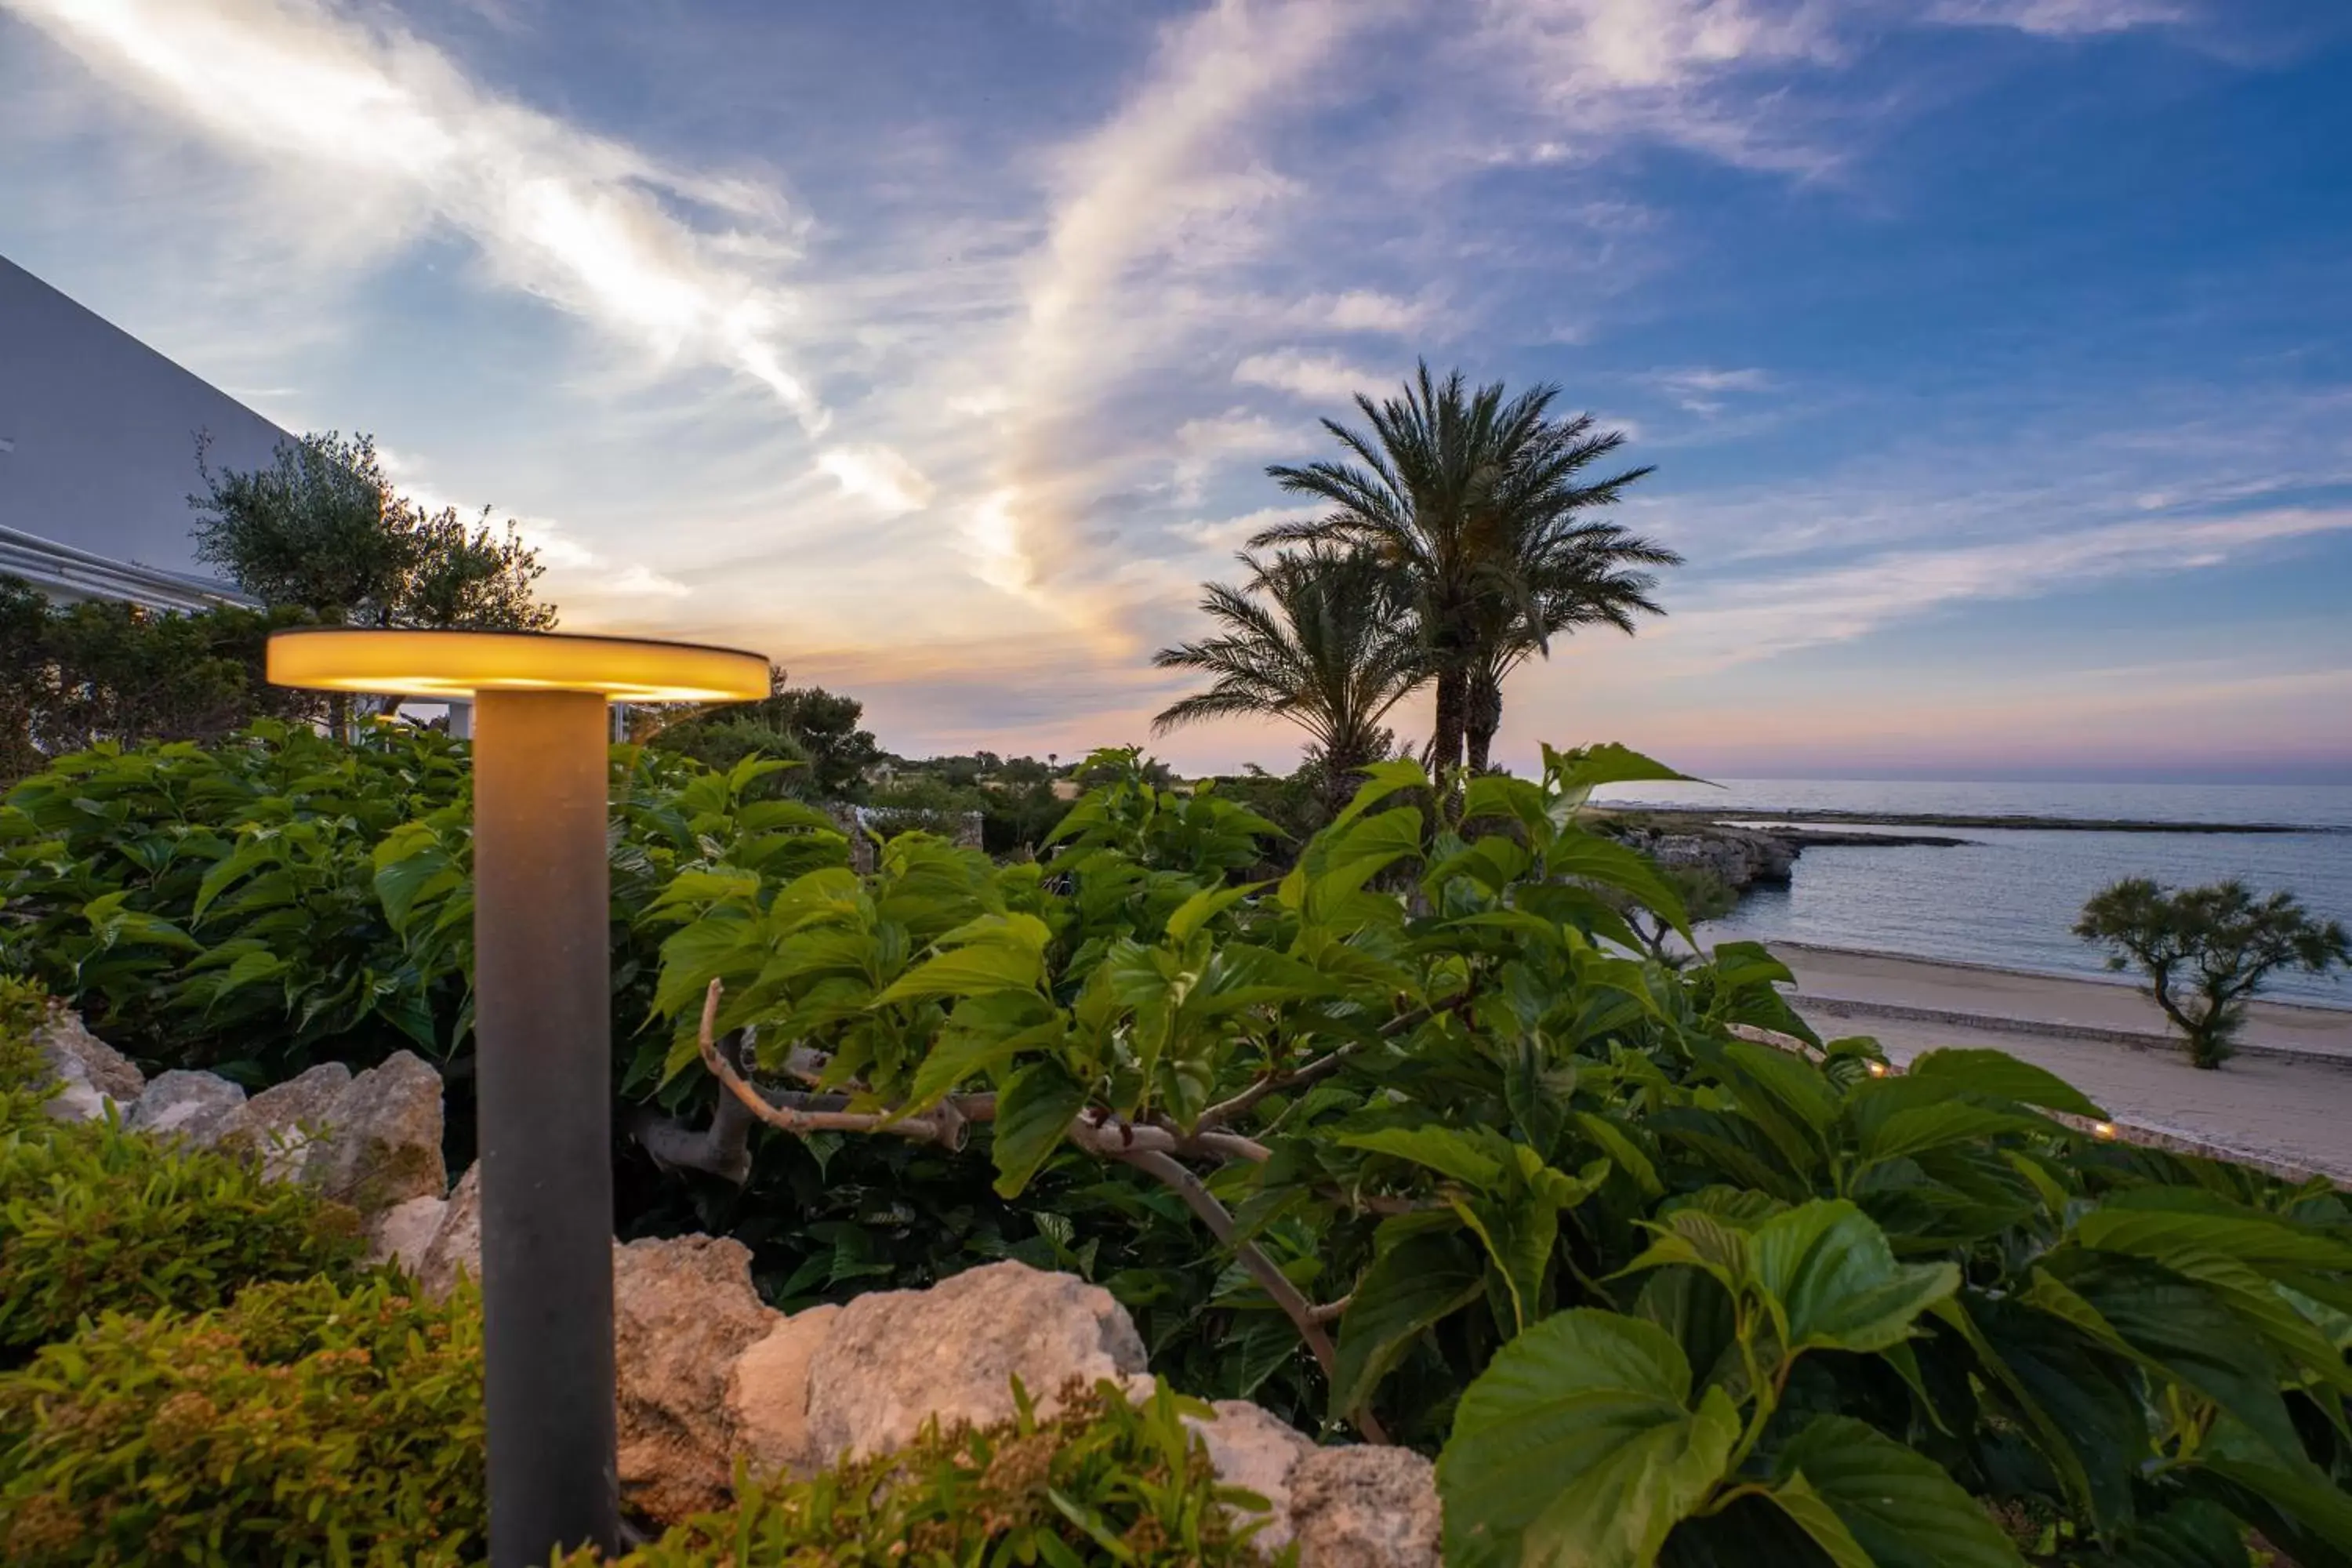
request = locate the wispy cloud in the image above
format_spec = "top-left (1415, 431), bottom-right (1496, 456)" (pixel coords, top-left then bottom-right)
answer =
top-left (1, 0), bottom-right (826, 430)
top-left (1233, 348), bottom-right (1388, 405)
top-left (816, 445), bottom-right (936, 516)
top-left (1926, 0), bottom-right (2187, 37)
top-left (1647, 365), bottom-right (1773, 412)
top-left (1650, 506), bottom-right (2352, 670)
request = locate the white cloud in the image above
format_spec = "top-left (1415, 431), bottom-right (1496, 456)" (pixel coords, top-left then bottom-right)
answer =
top-left (1233, 348), bottom-right (1385, 405)
top-left (601, 564), bottom-right (692, 599)
top-left (987, 0), bottom-right (1370, 598)
top-left (1926, 0), bottom-right (2187, 36)
top-left (1648, 365), bottom-right (1773, 412)
top-left (1657, 507), bottom-right (2352, 670)
top-left (1317, 289), bottom-right (1429, 335)
top-left (1, 0), bottom-right (826, 430)
top-left (816, 444), bottom-right (936, 515)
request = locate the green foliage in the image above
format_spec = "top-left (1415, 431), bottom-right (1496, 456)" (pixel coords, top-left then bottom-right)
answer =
top-left (2077, 877), bottom-right (2352, 1068)
top-left (601, 1379), bottom-right (1278, 1567)
top-left (653, 670), bottom-right (880, 801)
top-left (190, 429), bottom-right (555, 631)
top-left (0, 1274), bottom-right (485, 1566)
top-left (0, 1116), bottom-right (364, 1357)
top-left (0, 978), bottom-right (56, 1134)
top-left (650, 741), bottom-right (2352, 1560)
top-left (0, 576), bottom-right (324, 774)
top-left (0, 720), bottom-right (474, 1073)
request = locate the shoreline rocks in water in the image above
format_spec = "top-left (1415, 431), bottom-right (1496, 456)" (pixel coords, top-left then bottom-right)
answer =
top-left (1599, 814), bottom-right (1977, 897)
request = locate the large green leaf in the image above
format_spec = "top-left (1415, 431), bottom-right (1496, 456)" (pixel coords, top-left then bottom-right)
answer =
top-left (2030, 1253), bottom-right (2303, 1462)
top-left (989, 1058), bottom-right (1087, 1198)
top-left (1931, 1292), bottom-right (2146, 1536)
top-left (873, 914), bottom-right (1049, 1004)
top-left (1440, 1309), bottom-right (1740, 1568)
top-left (1544, 834), bottom-right (1692, 938)
top-left (1340, 1125), bottom-right (1505, 1188)
top-left (1747, 1200), bottom-right (1959, 1355)
top-left (1900, 1047), bottom-right (2105, 1118)
top-left (1329, 1231), bottom-right (1486, 1417)
top-left (1544, 742), bottom-right (1706, 810)
top-left (2098, 1501), bottom-right (2263, 1568)
top-left (1770, 1415), bottom-right (2027, 1568)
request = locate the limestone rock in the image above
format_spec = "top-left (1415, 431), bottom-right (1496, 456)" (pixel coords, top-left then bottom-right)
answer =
top-left (726, 1304), bottom-right (841, 1480)
top-left (38, 1044), bottom-right (108, 1123)
top-left (129, 1069), bottom-right (247, 1145)
top-left (416, 1162), bottom-right (482, 1301)
top-left (613, 1234), bottom-right (781, 1523)
top-left (368, 1193), bottom-right (448, 1272)
top-left (1287, 1445), bottom-right (1441, 1568)
top-left (306, 1051), bottom-right (445, 1214)
top-left (38, 1012), bottom-right (143, 1102)
top-left (804, 1261), bottom-right (1149, 1465)
top-left (216, 1062), bottom-right (353, 1181)
top-left (1187, 1400), bottom-right (1314, 1555)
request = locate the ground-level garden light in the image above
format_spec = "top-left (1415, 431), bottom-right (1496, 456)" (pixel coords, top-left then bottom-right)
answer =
top-left (268, 628), bottom-right (768, 1566)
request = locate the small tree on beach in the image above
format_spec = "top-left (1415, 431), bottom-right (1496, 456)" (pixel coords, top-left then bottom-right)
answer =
top-left (2074, 877), bottom-right (2351, 1069)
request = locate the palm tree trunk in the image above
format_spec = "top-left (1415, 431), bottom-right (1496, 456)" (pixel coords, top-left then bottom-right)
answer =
top-left (1431, 667), bottom-right (1468, 782)
top-left (1465, 666), bottom-right (1502, 775)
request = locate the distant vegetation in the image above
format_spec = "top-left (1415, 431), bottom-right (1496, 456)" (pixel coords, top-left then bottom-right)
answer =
top-left (2077, 877), bottom-right (2352, 1068)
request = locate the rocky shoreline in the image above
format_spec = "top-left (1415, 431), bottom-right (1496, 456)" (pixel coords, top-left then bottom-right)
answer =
top-left (1598, 814), bottom-right (1976, 896)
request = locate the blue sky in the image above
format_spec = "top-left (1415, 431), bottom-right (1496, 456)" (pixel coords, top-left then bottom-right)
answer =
top-left (3, 0), bottom-right (2347, 781)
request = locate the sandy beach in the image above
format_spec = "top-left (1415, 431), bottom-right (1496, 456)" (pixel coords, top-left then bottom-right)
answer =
top-left (1772, 943), bottom-right (2352, 1182)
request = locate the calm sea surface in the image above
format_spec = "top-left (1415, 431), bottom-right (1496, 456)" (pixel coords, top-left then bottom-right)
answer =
top-left (1591, 780), bottom-right (2352, 1008)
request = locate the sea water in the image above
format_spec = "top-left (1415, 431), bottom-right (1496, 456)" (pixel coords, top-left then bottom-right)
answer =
top-left (1591, 779), bottom-right (2352, 1007)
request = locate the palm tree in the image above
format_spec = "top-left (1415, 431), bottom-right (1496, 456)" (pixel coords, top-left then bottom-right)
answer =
top-left (1252, 363), bottom-right (1671, 778)
top-left (1463, 512), bottom-right (1680, 771)
top-left (1152, 546), bottom-right (1422, 802)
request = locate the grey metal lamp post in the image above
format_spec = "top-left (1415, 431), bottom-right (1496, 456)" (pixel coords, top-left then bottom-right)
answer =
top-left (268, 628), bottom-right (768, 1566)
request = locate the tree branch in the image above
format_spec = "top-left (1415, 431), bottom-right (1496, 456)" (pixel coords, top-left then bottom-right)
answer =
top-left (1195, 1005), bottom-right (1433, 1130)
top-left (1104, 1142), bottom-right (1388, 1443)
top-left (698, 980), bottom-right (971, 1149)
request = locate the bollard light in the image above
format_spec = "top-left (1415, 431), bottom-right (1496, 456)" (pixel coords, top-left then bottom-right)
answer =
top-left (269, 628), bottom-right (767, 1566)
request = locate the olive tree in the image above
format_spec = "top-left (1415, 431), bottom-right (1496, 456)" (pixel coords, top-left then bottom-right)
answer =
top-left (2075, 877), bottom-right (2350, 1067)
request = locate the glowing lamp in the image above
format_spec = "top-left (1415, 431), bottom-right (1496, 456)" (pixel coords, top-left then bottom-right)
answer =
top-left (270, 630), bottom-right (764, 1566)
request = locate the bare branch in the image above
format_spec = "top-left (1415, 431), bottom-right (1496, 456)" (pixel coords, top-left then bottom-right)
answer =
top-left (1307, 1294), bottom-right (1352, 1326)
top-left (698, 980), bottom-right (968, 1149)
top-left (1196, 1005), bottom-right (1432, 1131)
top-left (1109, 1143), bottom-right (1389, 1444)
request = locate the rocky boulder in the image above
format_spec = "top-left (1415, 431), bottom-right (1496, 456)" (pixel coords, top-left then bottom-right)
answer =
top-left (129, 1069), bottom-right (247, 1145)
top-left (416, 1161), bottom-right (482, 1301)
top-left (214, 1062), bottom-right (352, 1181)
top-left (725, 1303), bottom-right (841, 1480)
top-left (38, 1011), bottom-right (143, 1105)
top-left (1287, 1446), bottom-right (1441, 1568)
top-left (1187, 1400), bottom-right (1316, 1554)
top-left (368, 1193), bottom-right (449, 1271)
top-left (613, 1235), bottom-right (781, 1523)
top-left (803, 1261), bottom-right (1149, 1464)
top-left (303, 1052), bottom-right (445, 1214)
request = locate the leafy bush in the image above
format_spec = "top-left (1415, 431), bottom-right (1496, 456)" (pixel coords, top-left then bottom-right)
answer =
top-left (0, 1274), bottom-right (485, 1566)
top-left (600, 1379), bottom-right (1276, 1567)
top-left (0, 1116), bottom-right (364, 1357)
top-left (0, 577), bottom-right (325, 779)
top-left (0, 977), bottom-right (56, 1135)
top-left (0, 720), bottom-right (473, 1075)
top-left (651, 743), bottom-right (2352, 1555)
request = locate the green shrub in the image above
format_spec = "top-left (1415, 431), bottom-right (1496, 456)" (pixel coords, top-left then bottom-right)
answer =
top-left (0, 1117), bottom-right (364, 1356)
top-left (601, 1379), bottom-right (1277, 1568)
top-left (0, 977), bottom-right (56, 1134)
top-left (0, 1274), bottom-right (484, 1566)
